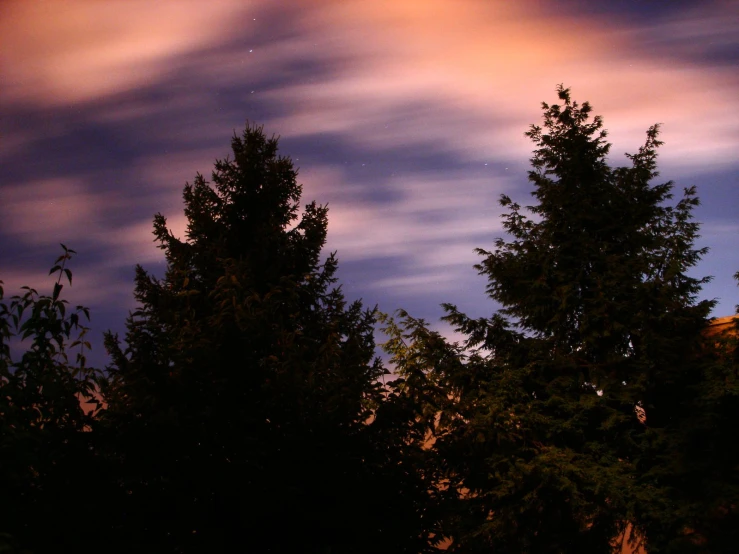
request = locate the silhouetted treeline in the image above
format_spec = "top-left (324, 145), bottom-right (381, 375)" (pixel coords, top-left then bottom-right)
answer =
top-left (1, 88), bottom-right (738, 553)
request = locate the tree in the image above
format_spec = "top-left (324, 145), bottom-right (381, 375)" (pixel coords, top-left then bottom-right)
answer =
top-left (101, 124), bottom-right (430, 553)
top-left (383, 85), bottom-right (715, 552)
top-left (661, 283), bottom-right (739, 553)
top-left (0, 246), bottom-right (102, 552)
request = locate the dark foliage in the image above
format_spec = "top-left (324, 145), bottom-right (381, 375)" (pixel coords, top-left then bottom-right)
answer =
top-left (382, 85), bottom-right (723, 553)
top-left (0, 246), bottom-right (103, 553)
top-left (2, 96), bottom-right (737, 554)
top-left (100, 124), bottom-right (430, 553)
top-left (663, 282), bottom-right (739, 553)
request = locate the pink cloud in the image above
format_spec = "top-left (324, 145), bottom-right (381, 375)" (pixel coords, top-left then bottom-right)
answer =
top-left (262, 0), bottom-right (738, 170)
top-left (0, 179), bottom-right (103, 245)
top-left (2, 0), bottom-right (736, 317)
top-left (0, 0), bottom-right (252, 106)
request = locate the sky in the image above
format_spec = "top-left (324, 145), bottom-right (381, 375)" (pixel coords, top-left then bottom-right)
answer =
top-left (1, 0), bottom-right (738, 367)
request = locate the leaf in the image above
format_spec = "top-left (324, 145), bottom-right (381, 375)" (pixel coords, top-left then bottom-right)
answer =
top-left (49, 265), bottom-right (62, 275)
top-left (64, 268), bottom-right (72, 285)
top-left (53, 283), bottom-right (63, 302)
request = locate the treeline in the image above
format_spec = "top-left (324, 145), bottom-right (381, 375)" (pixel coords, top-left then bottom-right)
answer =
top-left (1, 87), bottom-right (738, 553)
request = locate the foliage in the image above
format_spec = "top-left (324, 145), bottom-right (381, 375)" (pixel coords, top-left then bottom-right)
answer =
top-left (382, 85), bottom-right (717, 552)
top-left (101, 124), bottom-right (430, 553)
top-left (0, 245), bottom-right (102, 552)
top-left (2, 98), bottom-right (735, 554)
top-left (662, 286), bottom-right (739, 553)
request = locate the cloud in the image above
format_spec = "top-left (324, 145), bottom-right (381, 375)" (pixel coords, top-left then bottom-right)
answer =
top-left (0, 179), bottom-right (104, 245)
top-left (5, 0), bottom-right (734, 170)
top-left (0, 0), bottom-right (253, 106)
top-left (310, 170), bottom-right (505, 260)
top-left (1, 0), bottom-right (737, 328)
top-left (258, 0), bottom-right (739, 171)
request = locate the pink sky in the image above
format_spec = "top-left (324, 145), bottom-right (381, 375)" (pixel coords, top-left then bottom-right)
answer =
top-left (1, 0), bottom-right (737, 358)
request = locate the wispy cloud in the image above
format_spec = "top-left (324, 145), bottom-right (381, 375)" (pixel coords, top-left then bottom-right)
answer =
top-left (0, 179), bottom-right (104, 245)
top-left (0, 0), bottom-right (737, 330)
top-left (0, 0), bottom-right (254, 106)
top-left (262, 0), bottom-right (739, 170)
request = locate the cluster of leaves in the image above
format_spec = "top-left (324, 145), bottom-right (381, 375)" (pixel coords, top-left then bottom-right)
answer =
top-left (1, 94), bottom-right (737, 554)
top-left (0, 245), bottom-right (103, 552)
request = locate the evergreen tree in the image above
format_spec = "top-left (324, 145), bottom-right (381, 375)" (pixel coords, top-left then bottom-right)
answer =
top-left (383, 86), bottom-right (715, 552)
top-left (102, 124), bottom-right (429, 553)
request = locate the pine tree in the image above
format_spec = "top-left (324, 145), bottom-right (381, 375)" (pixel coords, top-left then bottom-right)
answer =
top-left (383, 86), bottom-right (715, 552)
top-left (101, 124), bottom-right (429, 553)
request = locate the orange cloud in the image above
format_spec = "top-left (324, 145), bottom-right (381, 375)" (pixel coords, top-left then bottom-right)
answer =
top-left (0, 0), bottom-right (252, 105)
top-left (3, 0), bottom-right (735, 168)
top-left (267, 0), bottom-right (738, 169)
top-left (2, 0), bottom-right (736, 317)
